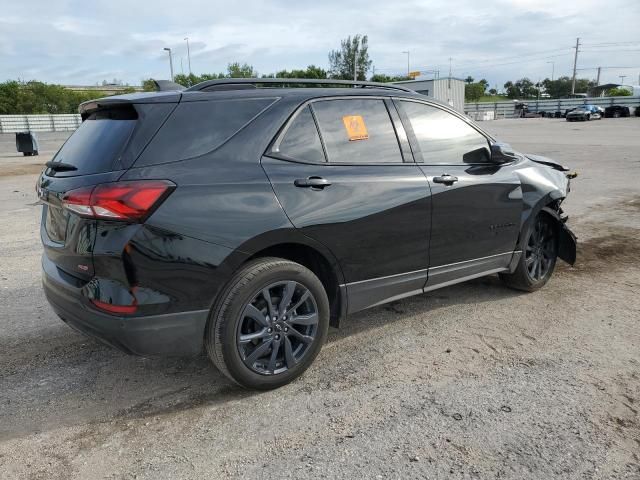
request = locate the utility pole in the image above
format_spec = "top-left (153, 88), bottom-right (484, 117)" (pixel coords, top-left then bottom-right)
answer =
top-left (547, 61), bottom-right (555, 81)
top-left (596, 67), bottom-right (601, 86)
top-left (619, 75), bottom-right (626, 84)
top-left (184, 37), bottom-right (192, 76)
top-left (353, 44), bottom-right (358, 81)
top-left (402, 51), bottom-right (410, 77)
top-left (571, 37), bottom-right (580, 95)
top-left (163, 47), bottom-right (174, 81)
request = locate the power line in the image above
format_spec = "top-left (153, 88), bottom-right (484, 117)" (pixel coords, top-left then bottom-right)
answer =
top-left (582, 41), bottom-right (640, 47)
top-left (577, 66), bottom-right (640, 70)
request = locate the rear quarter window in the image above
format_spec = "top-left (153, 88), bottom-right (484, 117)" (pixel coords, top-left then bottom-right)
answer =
top-left (135, 97), bottom-right (277, 166)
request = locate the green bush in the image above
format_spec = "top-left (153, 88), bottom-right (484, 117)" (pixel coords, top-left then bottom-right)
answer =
top-left (607, 87), bottom-right (632, 97)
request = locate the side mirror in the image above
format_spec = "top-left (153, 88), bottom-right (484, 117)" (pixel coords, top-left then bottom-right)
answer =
top-left (490, 142), bottom-right (518, 164)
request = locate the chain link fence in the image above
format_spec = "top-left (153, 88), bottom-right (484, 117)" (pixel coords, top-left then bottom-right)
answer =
top-left (465, 96), bottom-right (640, 120)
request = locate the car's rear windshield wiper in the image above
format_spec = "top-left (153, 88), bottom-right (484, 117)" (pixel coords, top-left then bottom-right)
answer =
top-left (45, 161), bottom-right (78, 172)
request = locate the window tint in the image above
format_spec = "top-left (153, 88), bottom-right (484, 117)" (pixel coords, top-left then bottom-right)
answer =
top-left (49, 113), bottom-right (136, 176)
top-left (276, 106), bottom-right (325, 163)
top-left (136, 98), bottom-right (276, 166)
top-left (312, 99), bottom-right (403, 163)
top-left (399, 101), bottom-right (490, 164)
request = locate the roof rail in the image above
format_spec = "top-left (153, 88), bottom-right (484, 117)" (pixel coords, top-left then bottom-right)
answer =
top-left (185, 78), bottom-right (415, 93)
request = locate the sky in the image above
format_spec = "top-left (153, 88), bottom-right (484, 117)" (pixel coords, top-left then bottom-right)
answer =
top-left (1, 0), bottom-right (639, 89)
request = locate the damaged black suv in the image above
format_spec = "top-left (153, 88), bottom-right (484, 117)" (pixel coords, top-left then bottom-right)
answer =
top-left (38, 79), bottom-right (576, 389)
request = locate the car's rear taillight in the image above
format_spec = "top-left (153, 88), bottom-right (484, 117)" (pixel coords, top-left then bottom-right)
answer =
top-left (62, 180), bottom-right (175, 222)
top-left (90, 299), bottom-right (138, 315)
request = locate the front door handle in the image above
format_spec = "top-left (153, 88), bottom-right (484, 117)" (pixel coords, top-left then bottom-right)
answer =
top-left (294, 176), bottom-right (331, 189)
top-left (432, 174), bottom-right (458, 185)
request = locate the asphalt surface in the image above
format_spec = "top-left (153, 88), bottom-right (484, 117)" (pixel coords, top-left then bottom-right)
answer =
top-left (1, 118), bottom-right (639, 479)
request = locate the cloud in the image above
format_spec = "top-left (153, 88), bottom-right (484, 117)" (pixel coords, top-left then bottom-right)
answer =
top-left (0, 0), bottom-right (638, 86)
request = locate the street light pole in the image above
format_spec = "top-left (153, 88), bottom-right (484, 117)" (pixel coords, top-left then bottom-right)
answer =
top-left (402, 51), bottom-right (410, 77)
top-left (184, 37), bottom-right (192, 76)
top-left (547, 61), bottom-right (555, 81)
top-left (163, 47), bottom-right (174, 81)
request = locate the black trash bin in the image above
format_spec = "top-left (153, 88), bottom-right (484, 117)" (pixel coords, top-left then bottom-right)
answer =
top-left (16, 131), bottom-right (39, 156)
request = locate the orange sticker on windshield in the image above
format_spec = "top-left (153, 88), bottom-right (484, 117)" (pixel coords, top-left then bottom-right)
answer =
top-left (342, 115), bottom-right (369, 141)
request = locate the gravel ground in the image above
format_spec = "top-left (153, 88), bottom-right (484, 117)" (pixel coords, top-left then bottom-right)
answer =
top-left (1, 118), bottom-right (639, 479)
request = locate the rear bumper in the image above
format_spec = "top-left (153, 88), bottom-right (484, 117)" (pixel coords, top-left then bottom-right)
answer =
top-left (42, 254), bottom-right (208, 356)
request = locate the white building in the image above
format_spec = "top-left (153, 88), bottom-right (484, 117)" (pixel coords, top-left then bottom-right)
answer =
top-left (391, 77), bottom-right (466, 113)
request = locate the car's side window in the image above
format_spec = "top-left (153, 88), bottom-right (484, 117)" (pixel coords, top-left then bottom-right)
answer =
top-left (311, 99), bottom-right (403, 164)
top-left (398, 100), bottom-right (491, 164)
top-left (275, 106), bottom-right (326, 163)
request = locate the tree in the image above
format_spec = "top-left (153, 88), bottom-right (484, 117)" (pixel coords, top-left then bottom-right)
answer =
top-left (142, 78), bottom-right (157, 92)
top-left (478, 79), bottom-right (489, 91)
top-left (540, 76), bottom-right (596, 98)
top-left (464, 76), bottom-right (474, 84)
top-left (370, 73), bottom-right (410, 83)
top-left (273, 65), bottom-right (328, 79)
top-left (503, 78), bottom-right (540, 99)
top-left (0, 80), bottom-right (108, 114)
top-left (488, 88), bottom-right (497, 95)
top-left (503, 81), bottom-right (519, 99)
top-left (607, 87), bottom-right (632, 96)
top-left (227, 62), bottom-right (257, 78)
top-left (465, 82), bottom-right (485, 102)
top-left (328, 34), bottom-right (372, 80)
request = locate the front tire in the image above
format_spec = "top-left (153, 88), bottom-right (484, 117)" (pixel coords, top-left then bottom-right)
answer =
top-left (500, 213), bottom-right (558, 292)
top-left (205, 257), bottom-right (330, 390)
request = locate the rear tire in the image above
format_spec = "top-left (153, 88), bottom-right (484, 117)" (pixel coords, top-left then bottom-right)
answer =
top-left (500, 213), bottom-right (558, 292)
top-left (205, 257), bottom-right (330, 390)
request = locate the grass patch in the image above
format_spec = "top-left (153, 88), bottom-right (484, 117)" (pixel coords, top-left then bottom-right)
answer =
top-left (474, 95), bottom-right (510, 103)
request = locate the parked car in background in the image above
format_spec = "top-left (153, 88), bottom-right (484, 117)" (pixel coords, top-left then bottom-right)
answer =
top-left (604, 105), bottom-right (631, 118)
top-left (37, 79), bottom-right (577, 390)
top-left (635, 106), bottom-right (640, 117)
top-left (566, 105), bottom-right (601, 121)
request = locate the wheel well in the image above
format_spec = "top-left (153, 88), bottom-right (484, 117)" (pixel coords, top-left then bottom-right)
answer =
top-left (247, 243), bottom-right (343, 327)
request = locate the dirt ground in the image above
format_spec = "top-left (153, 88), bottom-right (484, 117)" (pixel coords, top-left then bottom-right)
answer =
top-left (1, 118), bottom-right (639, 479)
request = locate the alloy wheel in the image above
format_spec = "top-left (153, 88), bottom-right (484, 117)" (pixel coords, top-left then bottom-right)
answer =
top-left (236, 281), bottom-right (319, 375)
top-left (525, 217), bottom-right (556, 282)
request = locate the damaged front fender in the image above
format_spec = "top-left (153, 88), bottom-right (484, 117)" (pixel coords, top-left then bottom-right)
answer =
top-left (541, 206), bottom-right (577, 265)
top-left (514, 154), bottom-right (577, 266)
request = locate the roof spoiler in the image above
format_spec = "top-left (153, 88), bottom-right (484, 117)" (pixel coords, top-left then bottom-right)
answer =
top-left (151, 79), bottom-right (186, 91)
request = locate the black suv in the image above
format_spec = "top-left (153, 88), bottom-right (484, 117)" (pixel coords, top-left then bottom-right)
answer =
top-left (38, 79), bottom-right (576, 389)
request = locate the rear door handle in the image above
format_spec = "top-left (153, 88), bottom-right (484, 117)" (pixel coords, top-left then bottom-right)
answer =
top-left (294, 177), bottom-right (331, 189)
top-left (432, 174), bottom-right (458, 185)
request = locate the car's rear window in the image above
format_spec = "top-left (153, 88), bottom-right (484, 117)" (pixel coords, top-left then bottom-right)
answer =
top-left (48, 108), bottom-right (137, 176)
top-left (134, 97), bottom-right (277, 166)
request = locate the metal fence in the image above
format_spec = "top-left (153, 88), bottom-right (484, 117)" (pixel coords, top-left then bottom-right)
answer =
top-left (464, 96), bottom-right (640, 120)
top-left (0, 114), bottom-right (82, 133)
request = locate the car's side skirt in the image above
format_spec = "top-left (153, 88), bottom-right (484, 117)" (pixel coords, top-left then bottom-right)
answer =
top-left (343, 251), bottom-right (520, 314)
